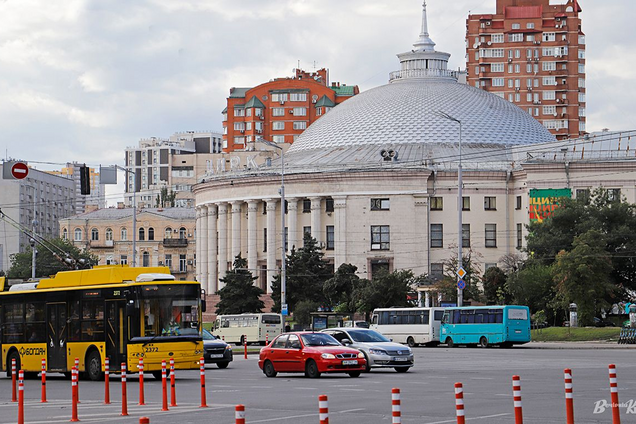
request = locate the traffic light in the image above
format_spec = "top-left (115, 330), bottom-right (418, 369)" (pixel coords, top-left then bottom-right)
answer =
top-left (79, 165), bottom-right (90, 195)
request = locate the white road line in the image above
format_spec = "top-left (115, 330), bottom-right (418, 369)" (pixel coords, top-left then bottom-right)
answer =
top-left (424, 413), bottom-right (510, 423)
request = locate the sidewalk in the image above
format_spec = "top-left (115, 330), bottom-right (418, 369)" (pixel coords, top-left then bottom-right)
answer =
top-left (525, 341), bottom-right (636, 349)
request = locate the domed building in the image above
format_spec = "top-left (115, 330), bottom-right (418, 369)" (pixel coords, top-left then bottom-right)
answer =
top-left (194, 3), bottom-right (636, 306)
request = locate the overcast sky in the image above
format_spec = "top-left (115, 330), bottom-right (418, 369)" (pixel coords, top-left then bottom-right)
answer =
top-left (1, 0), bottom-right (634, 204)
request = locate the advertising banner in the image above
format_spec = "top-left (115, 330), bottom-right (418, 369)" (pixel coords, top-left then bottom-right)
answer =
top-left (529, 188), bottom-right (572, 222)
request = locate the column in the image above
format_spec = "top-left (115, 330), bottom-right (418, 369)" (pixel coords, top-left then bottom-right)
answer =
top-left (266, 199), bottom-right (277, 293)
top-left (333, 196), bottom-right (347, 266)
top-left (207, 204), bottom-right (218, 294)
top-left (425, 291), bottom-right (431, 308)
top-left (310, 196), bottom-right (322, 245)
top-left (199, 205), bottom-right (208, 289)
top-left (247, 200), bottom-right (259, 279)
top-left (231, 201), bottom-right (242, 260)
top-left (287, 198), bottom-right (298, 252)
top-left (195, 207), bottom-right (202, 282)
top-left (217, 203), bottom-right (228, 289)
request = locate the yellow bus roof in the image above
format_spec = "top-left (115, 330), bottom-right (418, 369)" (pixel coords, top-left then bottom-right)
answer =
top-left (36, 265), bottom-right (175, 290)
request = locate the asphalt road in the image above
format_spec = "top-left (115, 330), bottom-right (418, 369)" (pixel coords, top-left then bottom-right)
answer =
top-left (1, 344), bottom-right (635, 424)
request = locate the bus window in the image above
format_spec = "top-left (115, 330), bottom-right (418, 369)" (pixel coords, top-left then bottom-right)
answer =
top-left (69, 301), bottom-right (81, 341)
top-left (508, 308), bottom-right (528, 320)
top-left (81, 300), bottom-right (105, 341)
top-left (434, 310), bottom-right (444, 321)
top-left (262, 315), bottom-right (281, 324)
top-left (3, 303), bottom-right (24, 343)
top-left (26, 302), bottom-right (45, 343)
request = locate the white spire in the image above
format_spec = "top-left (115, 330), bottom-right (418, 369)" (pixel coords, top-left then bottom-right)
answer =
top-left (413, 1), bottom-right (436, 51)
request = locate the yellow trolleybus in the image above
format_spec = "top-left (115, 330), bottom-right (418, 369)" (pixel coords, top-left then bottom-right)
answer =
top-left (0, 266), bottom-right (204, 380)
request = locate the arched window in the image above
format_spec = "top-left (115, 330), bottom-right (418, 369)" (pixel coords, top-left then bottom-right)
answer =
top-left (179, 227), bottom-right (187, 239)
top-left (142, 251), bottom-right (150, 267)
top-left (148, 227), bottom-right (155, 241)
top-left (74, 228), bottom-right (82, 241)
top-left (139, 228), bottom-right (145, 241)
top-left (121, 227), bottom-right (127, 241)
top-left (91, 228), bottom-right (99, 241)
top-left (105, 228), bottom-right (113, 241)
top-left (62, 228), bottom-right (68, 240)
top-left (165, 227), bottom-right (172, 239)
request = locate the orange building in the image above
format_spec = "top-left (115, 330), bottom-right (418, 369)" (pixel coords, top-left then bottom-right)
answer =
top-left (222, 68), bottom-right (359, 152)
top-left (466, 0), bottom-right (585, 140)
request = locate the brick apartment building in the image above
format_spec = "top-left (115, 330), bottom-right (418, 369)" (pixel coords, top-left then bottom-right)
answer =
top-left (466, 0), bottom-right (585, 140)
top-left (222, 68), bottom-right (359, 152)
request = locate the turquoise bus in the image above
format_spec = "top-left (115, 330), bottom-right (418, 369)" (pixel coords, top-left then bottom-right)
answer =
top-left (440, 305), bottom-right (531, 348)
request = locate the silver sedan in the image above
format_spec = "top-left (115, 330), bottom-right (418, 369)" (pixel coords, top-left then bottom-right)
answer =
top-left (321, 328), bottom-right (413, 372)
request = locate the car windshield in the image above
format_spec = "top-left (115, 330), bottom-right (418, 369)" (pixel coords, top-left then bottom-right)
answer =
top-left (347, 329), bottom-right (390, 343)
top-left (300, 333), bottom-right (341, 347)
top-left (202, 328), bottom-right (215, 340)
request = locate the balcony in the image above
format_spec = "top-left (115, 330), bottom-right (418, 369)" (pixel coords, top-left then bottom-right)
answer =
top-left (88, 240), bottom-right (114, 249)
top-left (163, 238), bottom-right (188, 247)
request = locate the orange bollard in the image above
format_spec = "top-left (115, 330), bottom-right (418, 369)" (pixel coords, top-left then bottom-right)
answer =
top-left (169, 357), bottom-right (177, 407)
top-left (512, 375), bottom-right (523, 424)
top-left (104, 357), bottom-right (110, 404)
top-left (70, 366), bottom-right (79, 422)
top-left (18, 370), bottom-right (24, 424)
top-left (609, 364), bottom-right (621, 424)
top-left (161, 360), bottom-right (169, 411)
top-left (266, 334), bottom-right (269, 345)
top-left (138, 357), bottom-right (145, 406)
top-left (75, 357), bottom-right (80, 403)
top-left (319, 395), bottom-right (329, 424)
top-left (235, 404), bottom-right (245, 424)
top-left (139, 418), bottom-right (150, 424)
top-left (244, 336), bottom-right (248, 359)
top-left (199, 357), bottom-right (208, 408)
top-left (391, 388), bottom-right (401, 424)
top-left (564, 368), bottom-right (574, 424)
top-left (454, 382), bottom-right (465, 424)
top-left (11, 358), bottom-right (17, 402)
top-left (41, 358), bottom-right (47, 403)
top-left (121, 363), bottom-right (128, 416)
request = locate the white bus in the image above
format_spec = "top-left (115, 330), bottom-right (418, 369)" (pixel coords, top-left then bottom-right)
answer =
top-left (370, 307), bottom-right (445, 347)
top-left (215, 313), bottom-right (284, 345)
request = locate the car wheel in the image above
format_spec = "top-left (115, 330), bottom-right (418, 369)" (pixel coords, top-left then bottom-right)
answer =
top-left (86, 350), bottom-right (103, 381)
top-left (348, 371), bottom-right (361, 378)
top-left (152, 371), bottom-right (164, 380)
top-left (395, 367), bottom-right (410, 373)
top-left (445, 337), bottom-right (455, 348)
top-left (479, 337), bottom-right (488, 348)
top-left (305, 360), bottom-right (321, 378)
top-left (406, 336), bottom-right (417, 347)
top-left (263, 360), bottom-right (277, 378)
top-left (6, 351), bottom-right (20, 378)
top-left (217, 362), bottom-right (230, 369)
top-left (362, 352), bottom-right (371, 372)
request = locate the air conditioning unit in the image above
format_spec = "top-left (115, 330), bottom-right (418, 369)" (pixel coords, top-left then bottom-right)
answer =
top-left (259, 116), bottom-right (264, 120)
top-left (240, 130), bottom-right (245, 134)
top-left (528, 87), bottom-right (533, 91)
top-left (312, 99), bottom-right (317, 103)
top-left (556, 99), bottom-right (561, 103)
top-left (508, 58), bottom-right (512, 63)
top-left (486, 21), bottom-right (491, 25)
top-left (280, 100), bottom-right (285, 105)
top-left (187, 260), bottom-right (193, 265)
top-left (256, 129), bottom-right (262, 134)
top-left (289, 110), bottom-right (294, 114)
top-left (515, 87), bottom-right (520, 92)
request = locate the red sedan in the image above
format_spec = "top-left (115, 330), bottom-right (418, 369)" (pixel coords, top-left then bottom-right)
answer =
top-left (258, 332), bottom-right (366, 378)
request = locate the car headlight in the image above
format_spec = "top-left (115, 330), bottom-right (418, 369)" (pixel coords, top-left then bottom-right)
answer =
top-left (369, 349), bottom-right (388, 355)
top-left (225, 345), bottom-right (232, 351)
top-left (357, 352), bottom-right (365, 359)
top-left (321, 353), bottom-right (336, 359)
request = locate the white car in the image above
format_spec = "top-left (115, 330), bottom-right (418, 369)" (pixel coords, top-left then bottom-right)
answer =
top-left (321, 328), bottom-right (413, 372)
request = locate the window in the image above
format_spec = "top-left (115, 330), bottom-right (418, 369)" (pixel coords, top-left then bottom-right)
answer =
top-left (293, 121), bottom-right (307, 130)
top-left (430, 224), bottom-right (443, 248)
top-left (326, 226), bottom-right (335, 250)
top-left (608, 189), bottom-right (621, 202)
top-left (121, 228), bottom-right (127, 241)
top-left (462, 196), bottom-right (470, 211)
top-left (62, 228), bottom-right (68, 240)
top-left (142, 251), bottom-right (150, 267)
top-left (272, 108), bottom-right (284, 117)
top-left (578, 92), bottom-right (586, 103)
top-left (578, 63), bottom-right (585, 74)
top-left (272, 135), bottom-right (285, 143)
top-left (578, 78), bottom-right (585, 89)
top-left (74, 228), bottom-right (82, 241)
top-left (371, 225), bottom-right (390, 250)
top-left (165, 227), bottom-right (172, 239)
top-left (263, 228), bottom-right (267, 252)
top-left (233, 122), bottom-right (245, 131)
top-left (371, 198), bottom-right (390, 210)
top-left (303, 226), bottom-right (311, 242)
top-left (271, 93), bottom-right (288, 102)
top-left (491, 34), bottom-right (504, 43)
top-left (292, 107), bottom-right (306, 116)
top-left (272, 121), bottom-right (285, 130)
top-left (325, 198), bottom-right (334, 213)
top-left (462, 224), bottom-right (471, 248)
top-left (543, 32), bottom-right (555, 42)
top-left (508, 33), bottom-right (523, 42)
top-left (575, 189), bottom-right (590, 201)
top-left (543, 91), bottom-right (556, 100)
top-left (542, 61), bottom-right (557, 71)
top-left (484, 196), bottom-right (497, 210)
top-left (139, 228), bottom-right (145, 241)
top-left (302, 199), bottom-right (311, 213)
top-left (91, 228), bottom-right (99, 241)
top-left (165, 254), bottom-right (172, 268)
top-left (485, 224), bottom-right (497, 247)
top-left (512, 23), bottom-right (520, 29)
top-left (430, 197), bottom-right (443, 210)
top-left (516, 223), bottom-right (523, 249)
top-left (105, 228), bottom-right (113, 241)
top-left (526, 23), bottom-right (535, 29)
top-left (578, 50), bottom-right (585, 60)
top-left (179, 254), bottom-right (187, 273)
top-left (289, 92), bottom-right (307, 102)
top-left (516, 195), bottom-right (522, 210)
top-left (492, 78), bottom-right (504, 87)
top-left (543, 76), bottom-right (556, 86)
top-left (491, 63), bottom-right (504, 72)
top-left (543, 105), bottom-right (556, 115)
top-left (120, 255), bottom-right (128, 265)
top-left (430, 263), bottom-right (444, 281)
top-left (179, 227), bottom-right (187, 239)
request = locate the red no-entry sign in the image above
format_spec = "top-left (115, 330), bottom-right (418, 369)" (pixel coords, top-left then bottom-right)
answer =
top-left (11, 162), bottom-right (28, 179)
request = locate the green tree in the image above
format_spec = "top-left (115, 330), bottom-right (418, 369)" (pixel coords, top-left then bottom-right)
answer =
top-left (482, 266), bottom-right (508, 304)
top-left (322, 263), bottom-right (365, 312)
top-left (356, 269), bottom-right (416, 318)
top-left (292, 300), bottom-right (321, 328)
top-left (270, 233), bottom-right (332, 313)
top-left (157, 186), bottom-right (177, 208)
top-left (506, 261), bottom-right (557, 322)
top-left (437, 249), bottom-right (483, 304)
top-left (215, 254), bottom-right (264, 314)
top-left (7, 238), bottom-right (97, 279)
top-left (551, 230), bottom-right (616, 325)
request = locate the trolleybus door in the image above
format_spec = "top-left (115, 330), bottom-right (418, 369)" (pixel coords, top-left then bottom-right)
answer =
top-left (46, 302), bottom-right (67, 371)
top-left (105, 300), bottom-right (126, 366)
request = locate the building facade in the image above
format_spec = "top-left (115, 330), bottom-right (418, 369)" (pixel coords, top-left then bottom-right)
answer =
top-left (48, 162), bottom-right (105, 213)
top-left (0, 163), bottom-right (76, 273)
top-left (466, 0), bottom-right (585, 140)
top-left (60, 207), bottom-right (196, 281)
top-left (222, 68), bottom-right (359, 153)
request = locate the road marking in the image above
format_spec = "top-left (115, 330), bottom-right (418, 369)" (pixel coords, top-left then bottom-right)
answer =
top-left (340, 408), bottom-right (366, 413)
top-left (424, 413), bottom-right (510, 423)
top-left (248, 413), bottom-right (317, 423)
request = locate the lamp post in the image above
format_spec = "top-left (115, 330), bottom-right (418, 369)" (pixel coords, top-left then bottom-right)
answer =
top-left (115, 165), bottom-right (137, 267)
top-left (258, 138), bottom-right (287, 316)
top-left (436, 111), bottom-right (463, 307)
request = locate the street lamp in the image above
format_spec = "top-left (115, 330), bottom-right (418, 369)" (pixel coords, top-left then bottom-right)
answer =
top-left (435, 111), bottom-right (463, 307)
top-left (258, 138), bottom-right (287, 316)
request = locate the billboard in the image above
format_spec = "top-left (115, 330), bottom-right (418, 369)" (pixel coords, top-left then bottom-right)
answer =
top-left (529, 188), bottom-right (572, 223)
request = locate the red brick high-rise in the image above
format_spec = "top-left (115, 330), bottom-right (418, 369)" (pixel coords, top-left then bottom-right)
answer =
top-left (222, 68), bottom-right (359, 153)
top-left (466, 0), bottom-right (585, 140)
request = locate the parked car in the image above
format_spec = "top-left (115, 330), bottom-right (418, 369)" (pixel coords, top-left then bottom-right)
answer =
top-left (202, 328), bottom-right (233, 368)
top-left (321, 328), bottom-right (413, 372)
top-left (258, 332), bottom-right (366, 378)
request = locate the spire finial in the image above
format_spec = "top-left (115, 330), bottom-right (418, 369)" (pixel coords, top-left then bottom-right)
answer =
top-left (413, 1), bottom-right (436, 51)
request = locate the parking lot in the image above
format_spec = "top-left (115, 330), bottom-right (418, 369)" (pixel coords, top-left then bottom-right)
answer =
top-left (0, 344), bottom-right (635, 423)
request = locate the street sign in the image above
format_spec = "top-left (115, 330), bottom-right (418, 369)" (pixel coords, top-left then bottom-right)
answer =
top-left (281, 304), bottom-right (288, 316)
top-left (11, 162), bottom-right (28, 180)
top-left (457, 279), bottom-right (466, 290)
top-left (457, 267), bottom-right (466, 279)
